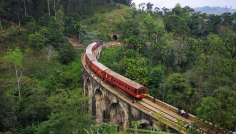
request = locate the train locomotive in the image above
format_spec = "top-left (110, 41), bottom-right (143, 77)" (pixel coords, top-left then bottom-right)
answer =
top-left (85, 42), bottom-right (146, 99)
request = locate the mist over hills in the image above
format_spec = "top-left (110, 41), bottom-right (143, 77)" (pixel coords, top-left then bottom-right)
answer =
top-left (194, 6), bottom-right (236, 15)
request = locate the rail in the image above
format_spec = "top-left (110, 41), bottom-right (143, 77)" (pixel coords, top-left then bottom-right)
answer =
top-left (81, 43), bottom-right (214, 134)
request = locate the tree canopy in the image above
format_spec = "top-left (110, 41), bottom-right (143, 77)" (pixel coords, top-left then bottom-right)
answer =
top-left (1, 0), bottom-right (236, 133)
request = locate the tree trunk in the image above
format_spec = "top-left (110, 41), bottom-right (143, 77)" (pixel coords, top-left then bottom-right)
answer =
top-left (75, 0), bottom-right (78, 13)
top-left (156, 32), bottom-right (158, 43)
top-left (54, 0), bottom-right (56, 20)
top-left (48, 0), bottom-right (51, 16)
top-left (17, 6), bottom-right (21, 26)
top-left (15, 66), bottom-right (22, 97)
top-left (23, 0), bottom-right (27, 16)
top-left (65, 0), bottom-right (71, 14)
top-left (0, 18), bottom-right (2, 29)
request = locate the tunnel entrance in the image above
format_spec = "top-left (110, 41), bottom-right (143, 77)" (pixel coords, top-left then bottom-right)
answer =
top-left (112, 35), bottom-right (118, 40)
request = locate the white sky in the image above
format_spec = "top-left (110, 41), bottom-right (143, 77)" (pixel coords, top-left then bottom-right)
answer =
top-left (132, 0), bottom-right (236, 9)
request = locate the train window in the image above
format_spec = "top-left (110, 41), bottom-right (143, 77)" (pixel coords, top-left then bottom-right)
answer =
top-left (138, 90), bottom-right (144, 94)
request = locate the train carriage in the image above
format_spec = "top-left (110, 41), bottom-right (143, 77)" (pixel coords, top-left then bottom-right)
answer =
top-left (92, 43), bottom-right (98, 51)
top-left (86, 42), bottom-right (97, 55)
top-left (85, 41), bottom-right (147, 99)
top-left (85, 53), bottom-right (97, 67)
top-left (105, 70), bottom-right (146, 99)
top-left (91, 61), bottom-right (109, 78)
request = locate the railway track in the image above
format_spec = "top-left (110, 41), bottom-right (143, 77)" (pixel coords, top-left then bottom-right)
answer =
top-left (138, 100), bottom-right (179, 122)
top-left (82, 43), bottom-right (227, 134)
top-left (135, 99), bottom-right (189, 133)
top-left (82, 44), bottom-right (191, 133)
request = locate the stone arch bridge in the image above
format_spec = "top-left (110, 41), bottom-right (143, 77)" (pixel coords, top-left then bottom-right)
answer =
top-left (83, 70), bottom-right (157, 131)
top-left (82, 46), bottom-right (195, 133)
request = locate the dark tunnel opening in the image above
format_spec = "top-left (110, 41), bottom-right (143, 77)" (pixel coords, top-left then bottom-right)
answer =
top-left (112, 35), bottom-right (118, 40)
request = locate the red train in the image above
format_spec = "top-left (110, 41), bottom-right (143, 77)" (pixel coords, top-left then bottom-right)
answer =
top-left (85, 42), bottom-right (146, 99)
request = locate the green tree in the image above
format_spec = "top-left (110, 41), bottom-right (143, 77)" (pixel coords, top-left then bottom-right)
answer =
top-left (145, 2), bottom-right (153, 13)
top-left (100, 47), bottom-right (125, 74)
top-left (123, 35), bottom-right (142, 53)
top-left (28, 31), bottom-right (48, 51)
top-left (1, 26), bottom-right (21, 43)
top-left (3, 47), bottom-right (23, 97)
top-left (221, 12), bottom-right (233, 26)
top-left (149, 65), bottom-right (164, 88)
top-left (197, 97), bottom-right (221, 129)
top-left (206, 33), bottom-right (226, 56)
top-left (143, 13), bottom-right (158, 41)
top-left (197, 88), bottom-right (236, 131)
top-left (90, 123), bottom-right (117, 134)
top-left (38, 89), bottom-right (94, 134)
top-left (55, 9), bottom-right (65, 31)
top-left (162, 73), bottom-right (192, 109)
top-left (0, 85), bottom-right (17, 132)
top-left (131, 121), bottom-right (139, 134)
top-left (164, 15), bottom-right (190, 35)
top-left (123, 57), bottom-right (149, 85)
top-left (73, 22), bottom-right (87, 42)
top-left (172, 3), bottom-right (182, 16)
top-left (57, 43), bottom-right (76, 64)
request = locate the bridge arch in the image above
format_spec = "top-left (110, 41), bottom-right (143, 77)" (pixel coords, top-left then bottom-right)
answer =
top-left (84, 78), bottom-right (89, 96)
top-left (84, 77), bottom-right (93, 113)
top-left (137, 119), bottom-right (151, 129)
top-left (94, 87), bottom-right (107, 124)
top-left (109, 102), bottom-right (128, 130)
top-left (84, 77), bottom-right (93, 97)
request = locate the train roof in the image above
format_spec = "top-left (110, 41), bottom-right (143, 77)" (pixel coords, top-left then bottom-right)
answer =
top-left (105, 69), bottom-right (145, 90)
top-left (92, 61), bottom-right (109, 71)
top-left (86, 53), bottom-right (97, 61)
top-left (86, 42), bottom-right (97, 54)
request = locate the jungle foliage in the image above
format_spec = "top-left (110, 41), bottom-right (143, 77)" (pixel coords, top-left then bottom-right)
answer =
top-left (0, 0), bottom-right (236, 133)
top-left (100, 2), bottom-right (236, 132)
top-left (0, 0), bottom-right (133, 133)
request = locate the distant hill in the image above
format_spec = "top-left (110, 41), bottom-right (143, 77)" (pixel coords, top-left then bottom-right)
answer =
top-left (194, 6), bottom-right (236, 15)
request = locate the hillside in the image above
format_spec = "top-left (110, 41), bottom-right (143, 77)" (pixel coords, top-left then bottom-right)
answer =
top-left (194, 6), bottom-right (236, 14)
top-left (1, 0), bottom-right (236, 133)
top-left (0, 1), bottom-right (132, 134)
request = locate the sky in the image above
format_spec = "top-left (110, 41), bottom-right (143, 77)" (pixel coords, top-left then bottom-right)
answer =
top-left (132, 0), bottom-right (236, 9)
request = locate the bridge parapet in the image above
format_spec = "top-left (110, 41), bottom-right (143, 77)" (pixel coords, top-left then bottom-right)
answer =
top-left (146, 95), bottom-right (195, 121)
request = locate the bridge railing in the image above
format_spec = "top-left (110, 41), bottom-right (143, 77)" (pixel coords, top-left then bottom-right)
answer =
top-left (146, 95), bottom-right (195, 121)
